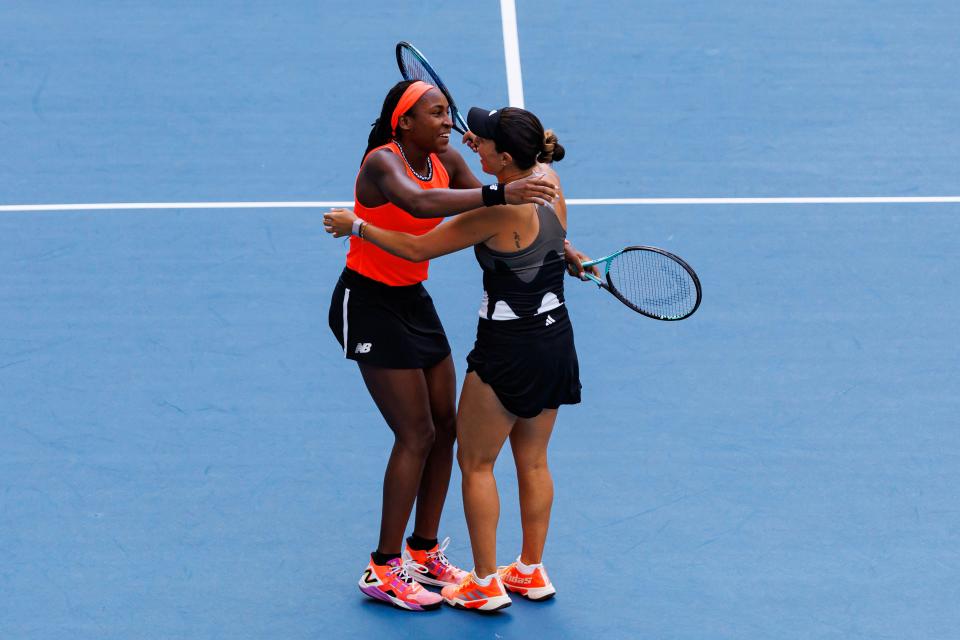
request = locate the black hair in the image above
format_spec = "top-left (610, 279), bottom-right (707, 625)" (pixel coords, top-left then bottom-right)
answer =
top-left (494, 107), bottom-right (566, 170)
top-left (362, 80), bottom-right (416, 163)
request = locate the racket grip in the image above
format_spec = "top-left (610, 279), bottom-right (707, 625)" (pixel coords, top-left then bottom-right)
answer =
top-left (582, 273), bottom-right (604, 286)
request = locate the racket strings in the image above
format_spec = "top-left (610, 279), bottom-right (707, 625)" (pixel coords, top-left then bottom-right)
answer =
top-left (399, 49), bottom-right (431, 83)
top-left (608, 250), bottom-right (697, 320)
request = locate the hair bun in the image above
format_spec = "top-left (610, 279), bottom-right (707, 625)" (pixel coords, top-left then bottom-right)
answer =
top-left (537, 129), bottom-right (565, 164)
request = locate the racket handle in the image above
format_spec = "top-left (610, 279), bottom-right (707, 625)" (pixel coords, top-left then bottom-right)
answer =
top-left (582, 272), bottom-right (604, 287)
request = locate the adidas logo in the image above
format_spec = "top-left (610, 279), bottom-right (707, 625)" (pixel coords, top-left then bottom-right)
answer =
top-left (355, 342), bottom-right (372, 354)
top-left (490, 184), bottom-right (498, 191)
top-left (545, 315), bottom-right (556, 326)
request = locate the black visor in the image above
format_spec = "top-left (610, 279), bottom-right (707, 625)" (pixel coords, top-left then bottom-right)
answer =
top-left (467, 107), bottom-right (501, 139)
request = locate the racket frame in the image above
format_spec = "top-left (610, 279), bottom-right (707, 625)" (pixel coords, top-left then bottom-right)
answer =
top-left (580, 245), bottom-right (702, 321)
top-left (396, 41), bottom-right (469, 135)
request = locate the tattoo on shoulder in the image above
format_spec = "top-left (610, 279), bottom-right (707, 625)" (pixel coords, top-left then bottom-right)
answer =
top-left (513, 231), bottom-right (521, 248)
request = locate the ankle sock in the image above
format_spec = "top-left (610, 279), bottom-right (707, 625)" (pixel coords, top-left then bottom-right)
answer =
top-left (472, 571), bottom-right (496, 587)
top-left (516, 557), bottom-right (541, 574)
top-left (372, 551), bottom-right (401, 566)
top-left (407, 533), bottom-right (438, 551)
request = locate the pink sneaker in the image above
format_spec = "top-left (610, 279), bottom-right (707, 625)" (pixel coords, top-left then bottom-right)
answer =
top-left (357, 556), bottom-right (442, 611)
top-left (402, 537), bottom-right (468, 587)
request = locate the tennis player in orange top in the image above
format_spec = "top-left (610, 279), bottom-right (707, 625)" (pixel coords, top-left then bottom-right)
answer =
top-left (332, 80), bottom-right (560, 611)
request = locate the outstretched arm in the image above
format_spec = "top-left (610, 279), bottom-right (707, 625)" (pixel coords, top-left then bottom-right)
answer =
top-left (363, 151), bottom-right (555, 218)
top-left (323, 207), bottom-right (502, 262)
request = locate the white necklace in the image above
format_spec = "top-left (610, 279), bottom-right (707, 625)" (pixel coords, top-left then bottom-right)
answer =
top-left (395, 141), bottom-right (433, 182)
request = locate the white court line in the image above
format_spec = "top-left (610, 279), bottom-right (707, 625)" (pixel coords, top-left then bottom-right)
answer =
top-left (565, 196), bottom-right (960, 205)
top-left (0, 201), bottom-right (352, 212)
top-left (2, 197), bottom-right (960, 213)
top-left (500, 0), bottom-right (525, 108)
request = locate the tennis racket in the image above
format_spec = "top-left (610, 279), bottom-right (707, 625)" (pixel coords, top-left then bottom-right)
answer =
top-left (396, 41), bottom-right (469, 134)
top-left (580, 246), bottom-right (702, 321)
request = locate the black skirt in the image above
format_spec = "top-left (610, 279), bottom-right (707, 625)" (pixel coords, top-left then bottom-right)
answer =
top-left (328, 268), bottom-right (451, 369)
top-left (466, 305), bottom-right (582, 419)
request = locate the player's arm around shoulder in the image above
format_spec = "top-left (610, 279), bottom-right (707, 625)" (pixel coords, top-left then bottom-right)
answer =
top-left (362, 149), bottom-right (476, 218)
top-left (328, 200), bottom-right (504, 263)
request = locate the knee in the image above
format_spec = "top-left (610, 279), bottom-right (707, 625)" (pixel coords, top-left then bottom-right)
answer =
top-left (457, 447), bottom-right (496, 475)
top-left (516, 457), bottom-right (550, 478)
top-left (394, 421), bottom-right (436, 457)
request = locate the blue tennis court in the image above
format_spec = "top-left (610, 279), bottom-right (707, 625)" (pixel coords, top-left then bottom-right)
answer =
top-left (2, 2), bottom-right (958, 638)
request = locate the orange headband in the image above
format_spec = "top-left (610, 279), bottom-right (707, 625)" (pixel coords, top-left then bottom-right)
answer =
top-left (391, 81), bottom-right (434, 136)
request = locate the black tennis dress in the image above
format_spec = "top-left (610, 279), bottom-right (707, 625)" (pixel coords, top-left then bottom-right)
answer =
top-left (465, 202), bottom-right (582, 418)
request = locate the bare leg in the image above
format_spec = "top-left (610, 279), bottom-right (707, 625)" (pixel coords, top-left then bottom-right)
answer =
top-left (509, 409), bottom-right (558, 564)
top-left (358, 363), bottom-right (441, 555)
top-left (456, 372), bottom-right (515, 577)
top-left (412, 355), bottom-right (457, 540)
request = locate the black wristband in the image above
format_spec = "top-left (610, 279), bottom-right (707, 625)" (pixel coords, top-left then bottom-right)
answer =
top-left (481, 183), bottom-right (507, 207)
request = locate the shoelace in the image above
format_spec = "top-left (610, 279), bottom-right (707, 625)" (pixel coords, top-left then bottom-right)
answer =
top-left (388, 559), bottom-right (429, 586)
top-left (426, 536), bottom-right (453, 568)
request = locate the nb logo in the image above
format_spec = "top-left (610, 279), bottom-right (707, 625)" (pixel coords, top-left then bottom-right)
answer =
top-left (545, 315), bottom-right (556, 326)
top-left (355, 342), bottom-right (372, 354)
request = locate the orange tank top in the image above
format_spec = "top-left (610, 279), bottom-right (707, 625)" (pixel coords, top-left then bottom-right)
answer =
top-left (346, 142), bottom-right (450, 286)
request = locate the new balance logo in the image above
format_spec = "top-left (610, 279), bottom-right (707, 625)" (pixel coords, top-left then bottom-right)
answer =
top-left (545, 315), bottom-right (556, 326)
top-left (355, 342), bottom-right (372, 354)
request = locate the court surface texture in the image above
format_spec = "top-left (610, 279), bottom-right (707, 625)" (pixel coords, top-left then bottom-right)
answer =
top-left (2, 2), bottom-right (958, 638)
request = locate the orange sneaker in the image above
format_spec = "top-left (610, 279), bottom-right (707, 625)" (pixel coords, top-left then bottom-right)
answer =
top-left (357, 556), bottom-right (442, 611)
top-left (498, 558), bottom-right (556, 601)
top-left (402, 537), bottom-right (468, 587)
top-left (441, 572), bottom-right (512, 611)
